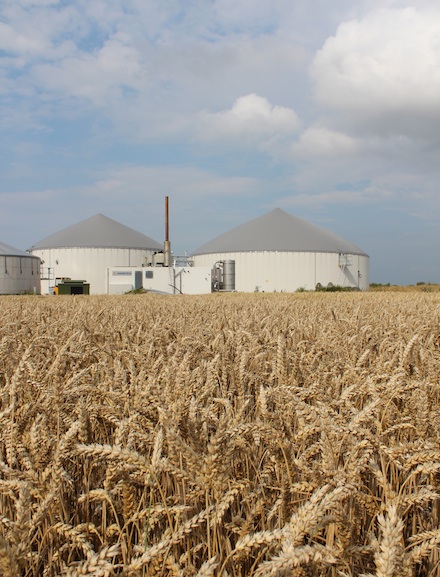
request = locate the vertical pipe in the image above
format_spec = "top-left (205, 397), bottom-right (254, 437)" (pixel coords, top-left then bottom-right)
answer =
top-left (164, 196), bottom-right (171, 267)
top-left (165, 196), bottom-right (169, 242)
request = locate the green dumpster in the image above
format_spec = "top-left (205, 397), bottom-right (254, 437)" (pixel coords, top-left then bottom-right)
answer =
top-left (56, 280), bottom-right (90, 295)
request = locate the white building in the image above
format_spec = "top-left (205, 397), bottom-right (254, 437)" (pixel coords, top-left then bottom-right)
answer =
top-left (0, 241), bottom-right (41, 295)
top-left (29, 214), bottom-right (162, 295)
top-left (192, 208), bottom-right (369, 292)
top-left (108, 266), bottom-right (212, 295)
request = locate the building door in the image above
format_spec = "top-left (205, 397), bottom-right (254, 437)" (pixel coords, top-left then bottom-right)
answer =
top-left (134, 271), bottom-right (143, 290)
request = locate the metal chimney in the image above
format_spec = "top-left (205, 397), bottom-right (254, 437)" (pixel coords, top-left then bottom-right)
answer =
top-left (164, 196), bottom-right (171, 267)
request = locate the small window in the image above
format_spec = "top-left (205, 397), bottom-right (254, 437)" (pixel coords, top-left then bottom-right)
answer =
top-left (145, 271), bottom-right (153, 279)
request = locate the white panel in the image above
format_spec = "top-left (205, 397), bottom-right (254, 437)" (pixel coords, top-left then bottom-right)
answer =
top-left (177, 267), bottom-right (211, 294)
top-left (109, 284), bottom-right (133, 295)
top-left (193, 252), bottom-right (370, 292)
top-left (143, 267), bottom-right (176, 294)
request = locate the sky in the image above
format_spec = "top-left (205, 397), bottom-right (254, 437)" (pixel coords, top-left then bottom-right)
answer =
top-left (1, 0), bottom-right (440, 285)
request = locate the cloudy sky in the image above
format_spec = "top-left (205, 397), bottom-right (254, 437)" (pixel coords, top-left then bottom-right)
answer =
top-left (2, 0), bottom-right (440, 284)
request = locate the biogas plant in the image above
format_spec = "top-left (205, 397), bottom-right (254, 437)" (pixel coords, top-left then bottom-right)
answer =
top-left (2, 199), bottom-right (369, 295)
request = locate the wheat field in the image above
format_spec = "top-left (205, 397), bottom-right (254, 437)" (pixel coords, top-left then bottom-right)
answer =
top-left (1, 292), bottom-right (440, 576)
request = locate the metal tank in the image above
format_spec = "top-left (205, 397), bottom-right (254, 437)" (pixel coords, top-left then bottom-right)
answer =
top-left (222, 260), bottom-right (235, 291)
top-left (0, 241), bottom-right (41, 295)
top-left (212, 260), bottom-right (235, 292)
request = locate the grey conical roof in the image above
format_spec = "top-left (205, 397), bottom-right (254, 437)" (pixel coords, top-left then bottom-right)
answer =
top-left (29, 214), bottom-right (162, 251)
top-left (0, 241), bottom-right (36, 258)
top-left (193, 208), bottom-right (368, 256)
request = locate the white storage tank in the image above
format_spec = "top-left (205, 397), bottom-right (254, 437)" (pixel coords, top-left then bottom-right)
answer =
top-left (28, 214), bottom-right (162, 295)
top-left (192, 208), bottom-right (370, 292)
top-left (0, 241), bottom-right (41, 295)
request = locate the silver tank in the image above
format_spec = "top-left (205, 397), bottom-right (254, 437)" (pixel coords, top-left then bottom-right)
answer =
top-left (222, 260), bottom-right (235, 291)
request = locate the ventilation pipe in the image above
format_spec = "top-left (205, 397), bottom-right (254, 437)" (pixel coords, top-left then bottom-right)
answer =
top-left (164, 196), bottom-right (171, 267)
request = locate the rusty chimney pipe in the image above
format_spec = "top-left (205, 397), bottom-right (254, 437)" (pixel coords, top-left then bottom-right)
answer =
top-left (164, 196), bottom-right (171, 267)
top-left (165, 196), bottom-right (169, 242)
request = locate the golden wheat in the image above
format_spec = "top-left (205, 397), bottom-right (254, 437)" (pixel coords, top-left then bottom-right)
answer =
top-left (1, 292), bottom-right (440, 575)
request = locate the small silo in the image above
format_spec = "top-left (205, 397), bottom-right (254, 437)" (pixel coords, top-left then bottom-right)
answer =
top-left (0, 241), bottom-right (41, 295)
top-left (192, 208), bottom-right (370, 292)
top-left (28, 214), bottom-right (162, 295)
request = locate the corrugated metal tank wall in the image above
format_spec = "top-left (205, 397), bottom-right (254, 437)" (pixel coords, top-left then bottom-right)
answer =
top-left (193, 252), bottom-right (370, 292)
top-left (33, 247), bottom-right (157, 295)
top-left (0, 255), bottom-right (41, 294)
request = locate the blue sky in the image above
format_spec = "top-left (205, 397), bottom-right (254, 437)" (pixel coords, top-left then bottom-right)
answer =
top-left (1, 0), bottom-right (440, 284)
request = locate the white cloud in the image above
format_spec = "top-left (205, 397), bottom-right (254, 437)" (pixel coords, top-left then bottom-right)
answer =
top-left (195, 94), bottom-right (300, 147)
top-left (0, 20), bottom-right (52, 55)
top-left (87, 164), bottom-right (263, 200)
top-left (12, 0), bottom-right (60, 6)
top-left (30, 37), bottom-right (145, 104)
top-left (311, 7), bottom-right (440, 138)
top-left (281, 184), bottom-right (395, 208)
top-left (293, 125), bottom-right (358, 157)
top-left (0, 0), bottom-right (308, 139)
top-left (210, 0), bottom-right (292, 33)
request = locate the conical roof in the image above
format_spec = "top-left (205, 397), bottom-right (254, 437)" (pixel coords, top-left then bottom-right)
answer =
top-left (193, 208), bottom-right (368, 256)
top-left (0, 241), bottom-right (36, 258)
top-left (29, 214), bottom-right (162, 251)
